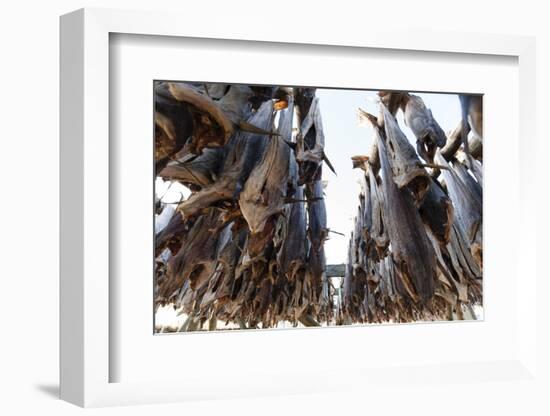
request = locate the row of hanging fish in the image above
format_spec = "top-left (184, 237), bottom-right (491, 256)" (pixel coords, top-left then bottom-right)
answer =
top-left (154, 82), bottom-right (333, 330)
top-left (340, 92), bottom-right (482, 324)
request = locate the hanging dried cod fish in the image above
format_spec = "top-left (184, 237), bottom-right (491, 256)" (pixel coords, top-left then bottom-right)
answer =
top-left (155, 210), bottom-right (186, 257)
top-left (434, 149), bottom-right (482, 263)
top-left (292, 89), bottom-right (330, 310)
top-left (199, 225), bottom-right (248, 311)
top-left (356, 110), bottom-right (382, 174)
top-left (376, 117), bottom-right (437, 303)
top-left (342, 238), bottom-right (355, 321)
top-left (159, 82), bottom-right (234, 155)
top-left (360, 175), bottom-right (373, 236)
top-left (381, 106), bottom-right (430, 204)
top-left (159, 208), bottom-right (224, 302)
top-left (378, 92), bottom-right (446, 163)
top-left (158, 148), bottom-right (225, 190)
top-left (402, 94), bottom-right (447, 163)
top-left (440, 120), bottom-right (469, 161)
top-left (351, 202), bottom-right (369, 319)
top-left (295, 88), bottom-right (334, 184)
top-left (176, 100), bottom-right (275, 218)
top-left (418, 178), bottom-right (454, 244)
top-left (378, 91), bottom-right (408, 115)
top-left (367, 170), bottom-right (390, 257)
top-left (277, 183), bottom-right (308, 280)
top-left (305, 179), bottom-right (328, 288)
top-left (453, 158), bottom-right (482, 197)
top-left (216, 85), bottom-right (255, 124)
top-left (459, 94), bottom-right (483, 141)
top-left (154, 84), bottom-right (194, 173)
top-left (275, 99), bottom-right (308, 281)
top-left (239, 112), bottom-right (290, 234)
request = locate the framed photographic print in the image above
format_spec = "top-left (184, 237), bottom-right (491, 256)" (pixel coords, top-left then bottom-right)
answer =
top-left (152, 82), bottom-right (483, 334)
top-left (60, 7), bottom-right (541, 409)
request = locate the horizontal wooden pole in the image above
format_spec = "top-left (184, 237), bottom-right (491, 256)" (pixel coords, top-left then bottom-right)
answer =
top-left (326, 263), bottom-right (345, 277)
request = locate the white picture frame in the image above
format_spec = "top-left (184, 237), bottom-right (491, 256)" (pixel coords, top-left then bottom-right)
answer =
top-left (60, 7), bottom-right (540, 408)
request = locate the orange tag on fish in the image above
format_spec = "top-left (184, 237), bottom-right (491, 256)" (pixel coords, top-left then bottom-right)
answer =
top-left (274, 100), bottom-right (288, 111)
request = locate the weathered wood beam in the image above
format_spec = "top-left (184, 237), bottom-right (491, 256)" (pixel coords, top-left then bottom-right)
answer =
top-left (326, 264), bottom-right (346, 277)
